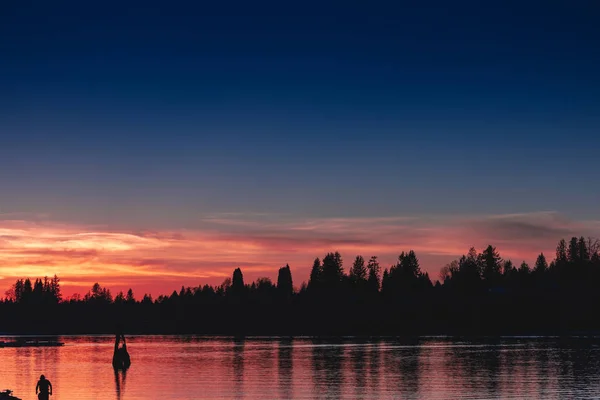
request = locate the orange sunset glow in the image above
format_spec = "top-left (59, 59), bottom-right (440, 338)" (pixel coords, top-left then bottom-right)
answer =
top-left (1, 211), bottom-right (596, 297)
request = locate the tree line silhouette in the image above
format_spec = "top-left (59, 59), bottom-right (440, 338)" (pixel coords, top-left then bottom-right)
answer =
top-left (2, 236), bottom-right (600, 335)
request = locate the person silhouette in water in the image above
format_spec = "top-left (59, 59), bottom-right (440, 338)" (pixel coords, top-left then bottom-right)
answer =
top-left (36, 375), bottom-right (52, 400)
top-left (113, 332), bottom-right (131, 370)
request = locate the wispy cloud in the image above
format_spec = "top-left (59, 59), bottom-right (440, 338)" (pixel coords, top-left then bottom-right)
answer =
top-left (0, 212), bottom-right (597, 296)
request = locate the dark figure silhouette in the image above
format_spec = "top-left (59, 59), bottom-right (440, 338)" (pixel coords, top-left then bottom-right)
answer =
top-left (0, 389), bottom-right (21, 400)
top-left (36, 375), bottom-right (52, 400)
top-left (112, 333), bottom-right (131, 370)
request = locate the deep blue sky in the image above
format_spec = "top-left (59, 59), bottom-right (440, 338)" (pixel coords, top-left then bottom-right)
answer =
top-left (1, 0), bottom-right (599, 228)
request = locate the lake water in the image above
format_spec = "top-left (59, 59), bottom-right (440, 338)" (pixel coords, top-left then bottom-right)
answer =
top-left (1, 336), bottom-right (600, 399)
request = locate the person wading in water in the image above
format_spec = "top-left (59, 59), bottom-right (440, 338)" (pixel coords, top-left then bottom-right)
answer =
top-left (113, 331), bottom-right (131, 370)
top-left (35, 375), bottom-right (52, 400)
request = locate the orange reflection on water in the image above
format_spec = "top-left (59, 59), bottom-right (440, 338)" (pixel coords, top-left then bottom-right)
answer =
top-left (0, 336), bottom-right (599, 399)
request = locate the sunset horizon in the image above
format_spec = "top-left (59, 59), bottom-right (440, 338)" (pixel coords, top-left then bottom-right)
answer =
top-left (1, 210), bottom-right (597, 297)
top-left (2, 1), bottom-right (600, 399)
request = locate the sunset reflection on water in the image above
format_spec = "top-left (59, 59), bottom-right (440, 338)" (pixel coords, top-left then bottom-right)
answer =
top-left (1, 336), bottom-right (599, 399)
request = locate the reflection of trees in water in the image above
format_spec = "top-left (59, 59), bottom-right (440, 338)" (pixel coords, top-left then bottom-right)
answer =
top-left (399, 340), bottom-right (421, 397)
top-left (311, 339), bottom-right (344, 399)
top-left (382, 338), bottom-right (421, 397)
top-left (555, 340), bottom-right (574, 392)
top-left (531, 340), bottom-right (553, 398)
top-left (311, 340), bottom-right (325, 398)
top-left (439, 338), bottom-right (600, 399)
top-left (232, 337), bottom-right (245, 399)
top-left (368, 339), bottom-right (382, 393)
top-left (444, 339), bottom-right (500, 397)
top-left (349, 340), bottom-right (367, 399)
top-left (555, 338), bottom-right (600, 396)
top-left (500, 339), bottom-right (570, 398)
top-left (498, 340), bottom-right (533, 397)
top-left (312, 337), bottom-right (600, 399)
top-left (278, 338), bottom-right (293, 400)
top-left (481, 340), bottom-right (501, 395)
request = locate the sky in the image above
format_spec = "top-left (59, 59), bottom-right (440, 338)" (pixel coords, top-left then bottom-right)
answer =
top-left (1, 0), bottom-right (599, 297)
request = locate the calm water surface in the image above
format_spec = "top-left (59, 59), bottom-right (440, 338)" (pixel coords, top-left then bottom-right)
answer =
top-left (1, 336), bottom-right (600, 399)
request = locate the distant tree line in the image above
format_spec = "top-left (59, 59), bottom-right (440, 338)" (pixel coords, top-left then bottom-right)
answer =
top-left (1, 236), bottom-right (600, 335)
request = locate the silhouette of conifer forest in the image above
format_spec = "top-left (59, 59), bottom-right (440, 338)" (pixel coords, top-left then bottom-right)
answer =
top-left (2, 237), bottom-right (600, 336)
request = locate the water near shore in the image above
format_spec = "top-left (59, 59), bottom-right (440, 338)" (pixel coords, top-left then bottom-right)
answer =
top-left (1, 336), bottom-right (599, 399)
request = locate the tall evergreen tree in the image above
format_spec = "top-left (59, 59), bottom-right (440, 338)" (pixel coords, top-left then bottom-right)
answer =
top-left (556, 239), bottom-right (568, 263)
top-left (277, 264), bottom-right (294, 298)
top-left (516, 261), bottom-right (531, 288)
top-left (23, 279), bottom-right (33, 304)
top-left (480, 245), bottom-right (502, 286)
top-left (115, 291), bottom-right (125, 304)
top-left (578, 236), bottom-right (590, 262)
top-left (33, 278), bottom-right (44, 304)
top-left (502, 260), bottom-right (518, 287)
top-left (322, 252), bottom-right (344, 287)
top-left (419, 272), bottom-right (433, 289)
top-left (14, 279), bottom-right (24, 303)
top-left (367, 256), bottom-right (381, 293)
top-left (232, 268), bottom-right (245, 296)
top-left (50, 275), bottom-right (62, 303)
top-left (349, 255), bottom-right (367, 287)
top-left (400, 250), bottom-right (421, 279)
top-left (386, 250), bottom-right (425, 295)
top-left (141, 293), bottom-right (153, 304)
top-left (126, 288), bottom-right (135, 304)
top-left (381, 268), bottom-right (390, 295)
top-left (457, 247), bottom-right (481, 289)
top-left (534, 253), bottom-right (548, 274)
top-left (502, 260), bottom-right (515, 276)
top-left (308, 258), bottom-right (322, 290)
top-left (568, 237), bottom-right (579, 263)
top-left (87, 282), bottom-right (112, 303)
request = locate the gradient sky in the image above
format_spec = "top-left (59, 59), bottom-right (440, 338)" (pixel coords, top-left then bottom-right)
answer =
top-left (1, 1), bottom-right (599, 297)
